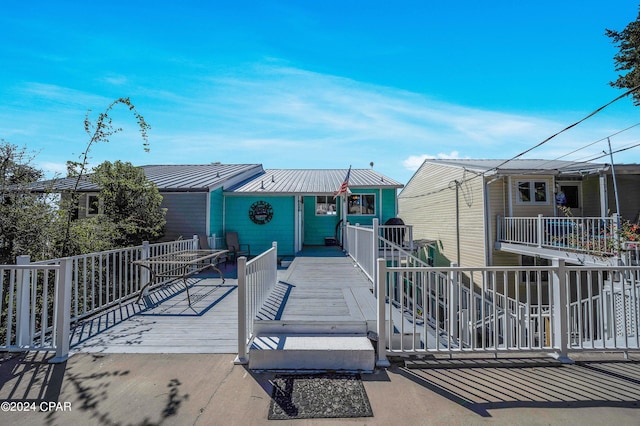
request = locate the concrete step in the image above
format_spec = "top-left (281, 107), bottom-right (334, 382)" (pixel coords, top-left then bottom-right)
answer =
top-left (252, 320), bottom-right (368, 335)
top-left (248, 334), bottom-right (375, 372)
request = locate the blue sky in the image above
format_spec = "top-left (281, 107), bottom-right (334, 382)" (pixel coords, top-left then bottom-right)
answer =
top-left (1, 1), bottom-right (639, 184)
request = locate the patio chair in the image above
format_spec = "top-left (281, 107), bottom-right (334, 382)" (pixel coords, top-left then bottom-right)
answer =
top-left (225, 231), bottom-right (250, 263)
top-left (198, 234), bottom-right (228, 265)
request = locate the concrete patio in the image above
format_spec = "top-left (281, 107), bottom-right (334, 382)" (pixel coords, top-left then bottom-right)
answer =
top-left (1, 351), bottom-right (639, 425)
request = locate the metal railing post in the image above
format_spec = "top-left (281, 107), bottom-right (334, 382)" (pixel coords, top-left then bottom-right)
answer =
top-left (372, 218), bottom-right (379, 291)
top-left (343, 221), bottom-right (349, 253)
top-left (16, 255), bottom-right (31, 347)
top-left (234, 256), bottom-right (248, 365)
top-left (141, 241), bottom-right (150, 296)
top-left (550, 258), bottom-right (573, 363)
top-left (376, 258), bottom-right (390, 367)
top-left (272, 241), bottom-right (278, 285)
top-left (449, 262), bottom-right (459, 340)
top-left (50, 258), bottom-right (72, 363)
top-left (537, 214), bottom-right (544, 248)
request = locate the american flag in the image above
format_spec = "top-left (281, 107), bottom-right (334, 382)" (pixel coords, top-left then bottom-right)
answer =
top-left (334, 166), bottom-right (351, 199)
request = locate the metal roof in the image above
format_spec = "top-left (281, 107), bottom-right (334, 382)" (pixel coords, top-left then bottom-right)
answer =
top-left (30, 164), bottom-right (263, 192)
top-left (226, 169), bottom-right (403, 194)
top-left (420, 158), bottom-right (610, 176)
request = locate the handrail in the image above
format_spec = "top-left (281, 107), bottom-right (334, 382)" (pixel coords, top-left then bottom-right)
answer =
top-left (375, 260), bottom-right (640, 363)
top-left (235, 242), bottom-right (278, 365)
top-left (1, 237), bottom-right (198, 363)
top-left (497, 215), bottom-right (619, 257)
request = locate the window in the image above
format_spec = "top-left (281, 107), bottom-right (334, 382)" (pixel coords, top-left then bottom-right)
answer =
top-left (517, 180), bottom-right (548, 204)
top-left (348, 194), bottom-right (375, 215)
top-left (86, 194), bottom-right (100, 216)
top-left (316, 196), bottom-right (337, 215)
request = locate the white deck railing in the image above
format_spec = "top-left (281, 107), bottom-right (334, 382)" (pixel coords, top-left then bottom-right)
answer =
top-left (235, 242), bottom-right (278, 365)
top-left (374, 259), bottom-right (640, 365)
top-left (346, 219), bottom-right (419, 285)
top-left (346, 223), bottom-right (376, 282)
top-left (0, 237), bottom-right (198, 362)
top-left (497, 214), bottom-right (619, 257)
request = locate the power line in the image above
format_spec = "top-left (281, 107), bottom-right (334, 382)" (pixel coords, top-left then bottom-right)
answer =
top-left (533, 121), bottom-right (640, 168)
top-left (400, 86), bottom-right (640, 200)
top-left (492, 85), bottom-right (640, 171)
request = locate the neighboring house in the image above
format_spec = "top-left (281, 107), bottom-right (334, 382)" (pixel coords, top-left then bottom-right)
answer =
top-left (35, 164), bottom-right (403, 257)
top-left (398, 159), bottom-right (640, 268)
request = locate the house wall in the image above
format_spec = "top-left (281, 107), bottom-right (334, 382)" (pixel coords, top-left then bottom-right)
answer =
top-left (225, 196), bottom-right (295, 256)
top-left (609, 174), bottom-right (640, 221)
top-left (209, 188), bottom-right (224, 239)
top-left (303, 188), bottom-right (398, 246)
top-left (161, 192), bottom-right (207, 241)
top-left (303, 196), bottom-right (341, 245)
top-left (398, 163), bottom-right (486, 267)
top-left (581, 175), bottom-right (601, 217)
top-left (485, 177), bottom-right (521, 267)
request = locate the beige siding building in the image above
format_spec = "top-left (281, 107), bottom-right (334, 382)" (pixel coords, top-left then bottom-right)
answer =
top-left (399, 159), bottom-right (640, 269)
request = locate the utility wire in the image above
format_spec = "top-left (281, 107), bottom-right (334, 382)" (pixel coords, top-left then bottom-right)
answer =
top-left (491, 85), bottom-right (640, 171)
top-left (400, 85), bottom-right (640, 199)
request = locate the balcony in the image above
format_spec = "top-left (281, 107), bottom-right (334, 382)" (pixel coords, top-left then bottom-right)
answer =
top-left (495, 214), bottom-right (636, 266)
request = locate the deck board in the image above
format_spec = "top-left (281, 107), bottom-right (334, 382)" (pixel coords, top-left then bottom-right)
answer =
top-left (70, 254), bottom-right (379, 354)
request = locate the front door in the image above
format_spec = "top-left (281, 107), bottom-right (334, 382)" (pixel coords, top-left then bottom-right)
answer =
top-left (303, 195), bottom-right (341, 246)
top-left (556, 182), bottom-right (581, 216)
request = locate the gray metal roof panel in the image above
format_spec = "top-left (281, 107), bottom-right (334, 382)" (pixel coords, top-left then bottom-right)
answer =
top-left (227, 169), bottom-right (403, 194)
top-left (31, 164), bottom-right (263, 192)
top-left (420, 158), bottom-right (608, 175)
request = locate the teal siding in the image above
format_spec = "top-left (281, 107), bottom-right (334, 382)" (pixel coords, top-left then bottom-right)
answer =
top-left (225, 196), bottom-right (295, 256)
top-left (346, 188), bottom-right (398, 226)
top-left (303, 196), bottom-right (341, 245)
top-left (380, 188), bottom-right (398, 222)
top-left (209, 188), bottom-right (224, 238)
top-left (304, 189), bottom-right (398, 243)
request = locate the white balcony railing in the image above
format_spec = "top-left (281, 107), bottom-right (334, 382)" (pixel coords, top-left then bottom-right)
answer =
top-left (375, 259), bottom-right (640, 364)
top-left (497, 214), bottom-right (620, 257)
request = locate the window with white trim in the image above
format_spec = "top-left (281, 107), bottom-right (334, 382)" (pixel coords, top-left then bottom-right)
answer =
top-left (86, 194), bottom-right (100, 216)
top-left (315, 196), bottom-right (337, 215)
top-left (516, 180), bottom-right (548, 204)
top-left (348, 194), bottom-right (375, 215)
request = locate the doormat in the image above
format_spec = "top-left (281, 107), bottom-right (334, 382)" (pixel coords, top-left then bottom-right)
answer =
top-left (268, 373), bottom-right (373, 420)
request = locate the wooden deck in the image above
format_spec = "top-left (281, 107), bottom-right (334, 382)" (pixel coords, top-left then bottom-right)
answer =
top-left (69, 273), bottom-right (238, 354)
top-left (69, 251), bottom-right (378, 354)
top-left (276, 255), bottom-right (376, 323)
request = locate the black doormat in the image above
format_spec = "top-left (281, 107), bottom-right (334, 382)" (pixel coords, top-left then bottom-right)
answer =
top-left (268, 373), bottom-right (373, 420)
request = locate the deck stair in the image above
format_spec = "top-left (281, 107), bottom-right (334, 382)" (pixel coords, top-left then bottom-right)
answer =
top-left (246, 255), bottom-right (376, 371)
top-left (249, 321), bottom-right (374, 371)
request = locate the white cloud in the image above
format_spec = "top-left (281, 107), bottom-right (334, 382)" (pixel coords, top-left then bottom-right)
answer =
top-left (402, 152), bottom-right (463, 171)
top-left (5, 62), bottom-right (640, 186)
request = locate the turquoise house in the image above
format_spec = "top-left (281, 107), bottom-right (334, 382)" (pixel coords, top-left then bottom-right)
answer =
top-left (218, 168), bottom-right (403, 256)
top-left (35, 164), bottom-right (404, 257)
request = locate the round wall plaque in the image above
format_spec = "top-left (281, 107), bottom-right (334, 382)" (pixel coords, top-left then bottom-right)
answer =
top-left (249, 201), bottom-right (273, 225)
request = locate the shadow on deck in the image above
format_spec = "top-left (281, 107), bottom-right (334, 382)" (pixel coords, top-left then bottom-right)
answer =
top-left (69, 264), bottom-right (239, 354)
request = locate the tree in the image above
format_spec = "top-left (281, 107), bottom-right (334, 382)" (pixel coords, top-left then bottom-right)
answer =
top-left (606, 7), bottom-right (640, 104)
top-left (0, 141), bottom-right (58, 263)
top-left (60, 98), bottom-right (151, 255)
top-left (90, 160), bottom-right (166, 246)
